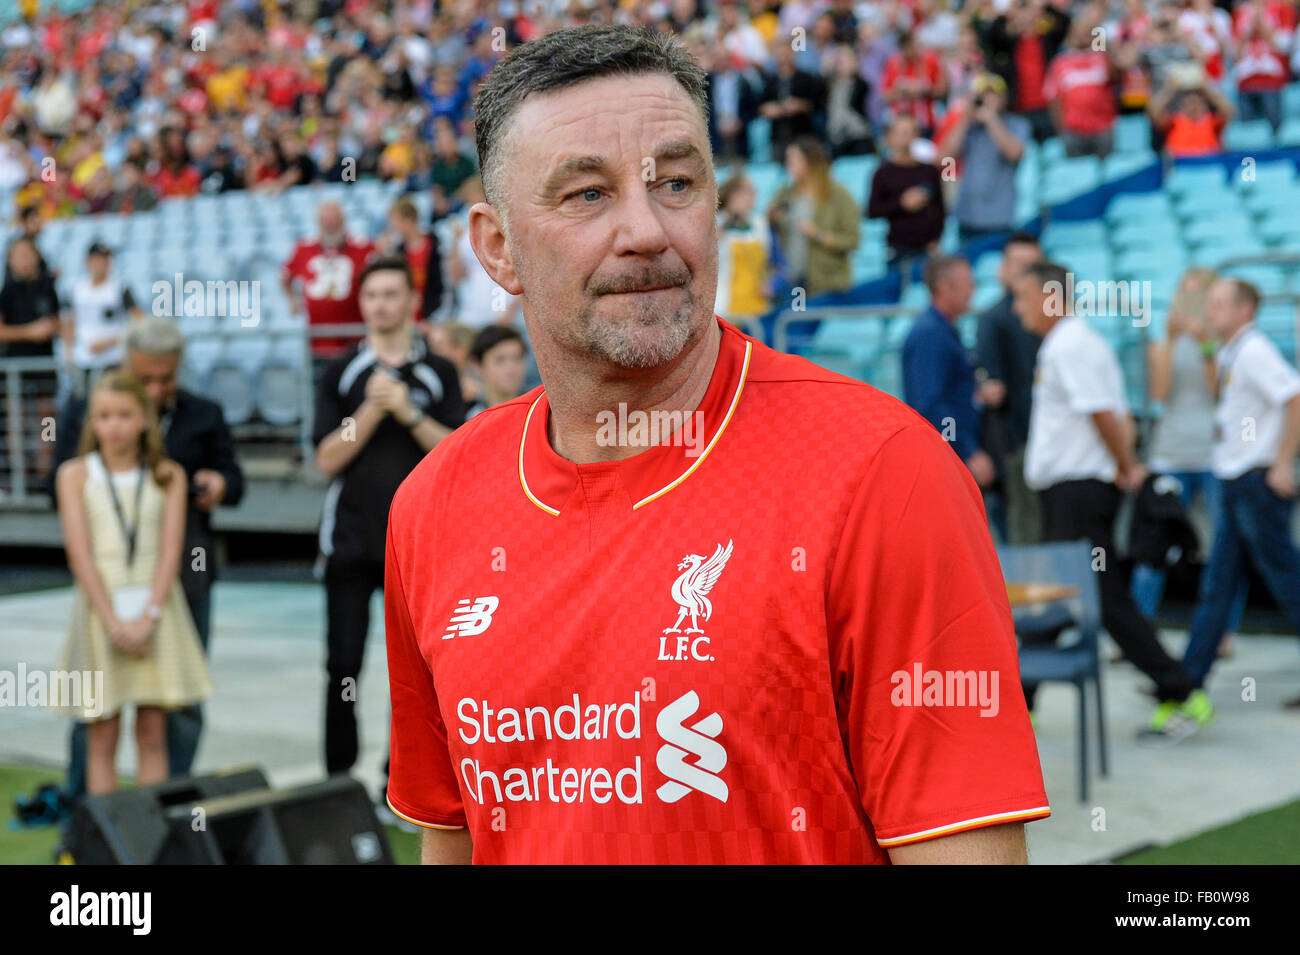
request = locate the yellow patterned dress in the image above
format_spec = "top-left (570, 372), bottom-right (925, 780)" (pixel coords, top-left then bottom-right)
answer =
top-left (54, 452), bottom-right (212, 723)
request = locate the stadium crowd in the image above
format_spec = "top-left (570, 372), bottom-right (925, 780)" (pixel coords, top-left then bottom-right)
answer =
top-left (0, 0), bottom-right (1298, 225)
top-left (0, 0), bottom-right (1298, 832)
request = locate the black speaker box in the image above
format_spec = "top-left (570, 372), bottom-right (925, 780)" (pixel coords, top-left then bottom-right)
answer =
top-left (69, 766), bottom-right (269, 864)
top-left (159, 775), bottom-right (393, 864)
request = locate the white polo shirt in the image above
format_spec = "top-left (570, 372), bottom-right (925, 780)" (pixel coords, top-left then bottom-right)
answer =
top-left (1212, 322), bottom-right (1300, 480)
top-left (1025, 314), bottom-right (1129, 491)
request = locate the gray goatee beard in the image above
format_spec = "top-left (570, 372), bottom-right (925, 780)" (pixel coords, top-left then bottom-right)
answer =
top-left (579, 286), bottom-right (699, 369)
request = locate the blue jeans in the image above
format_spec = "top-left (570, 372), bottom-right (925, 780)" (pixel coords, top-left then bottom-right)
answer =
top-left (1184, 468), bottom-right (1300, 687)
top-left (1131, 470), bottom-right (1248, 630)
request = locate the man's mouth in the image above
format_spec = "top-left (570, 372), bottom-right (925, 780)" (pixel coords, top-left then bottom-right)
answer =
top-left (608, 284), bottom-right (680, 294)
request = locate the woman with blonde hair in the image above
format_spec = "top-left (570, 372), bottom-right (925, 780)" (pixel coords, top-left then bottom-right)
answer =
top-left (53, 370), bottom-right (211, 793)
top-left (767, 135), bottom-right (861, 298)
top-left (1132, 266), bottom-right (1247, 645)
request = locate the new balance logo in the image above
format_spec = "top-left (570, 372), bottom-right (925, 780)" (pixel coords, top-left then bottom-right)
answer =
top-left (443, 597), bottom-right (499, 639)
top-left (656, 690), bottom-right (728, 803)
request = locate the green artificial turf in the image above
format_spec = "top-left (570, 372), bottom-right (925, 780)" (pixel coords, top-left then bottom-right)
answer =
top-left (1116, 797), bottom-right (1300, 864)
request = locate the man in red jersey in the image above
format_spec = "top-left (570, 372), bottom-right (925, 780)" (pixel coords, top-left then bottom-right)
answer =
top-left (282, 201), bottom-right (375, 367)
top-left (384, 24), bottom-right (1050, 865)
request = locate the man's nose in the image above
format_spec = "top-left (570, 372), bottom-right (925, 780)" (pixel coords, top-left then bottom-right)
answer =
top-left (609, 182), bottom-right (672, 257)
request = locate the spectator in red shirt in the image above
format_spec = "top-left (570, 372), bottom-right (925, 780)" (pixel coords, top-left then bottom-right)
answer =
top-left (881, 31), bottom-right (946, 135)
top-left (1044, 18), bottom-right (1118, 158)
top-left (381, 196), bottom-right (445, 322)
top-left (149, 127), bottom-right (201, 198)
top-left (282, 202), bottom-right (376, 368)
top-left (1232, 0), bottom-right (1297, 47)
top-left (1234, 16), bottom-right (1289, 132)
top-left (979, 0), bottom-right (1071, 142)
top-left (1147, 74), bottom-right (1234, 157)
top-left (255, 48), bottom-right (305, 111)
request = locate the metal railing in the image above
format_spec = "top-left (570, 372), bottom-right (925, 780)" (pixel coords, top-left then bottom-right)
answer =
top-left (767, 301), bottom-right (1157, 419)
top-left (5, 289), bottom-right (1296, 508)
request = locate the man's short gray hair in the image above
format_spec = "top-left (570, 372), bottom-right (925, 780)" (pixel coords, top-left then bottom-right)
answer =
top-left (124, 316), bottom-right (185, 356)
top-left (472, 24), bottom-right (711, 233)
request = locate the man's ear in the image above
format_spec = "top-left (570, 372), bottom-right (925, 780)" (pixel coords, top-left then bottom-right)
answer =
top-left (467, 201), bottom-right (523, 296)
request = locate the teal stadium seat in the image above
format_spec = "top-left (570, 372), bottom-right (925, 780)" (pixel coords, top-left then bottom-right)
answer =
top-left (1109, 217), bottom-right (1182, 252)
top-left (1222, 263), bottom-right (1289, 297)
top-left (1105, 191), bottom-right (1173, 224)
top-left (1223, 120), bottom-right (1275, 151)
top-left (830, 154), bottom-right (875, 208)
top-left (1040, 220), bottom-right (1108, 249)
top-left (1163, 164), bottom-right (1226, 200)
top-left (1234, 159), bottom-right (1295, 193)
top-left (1276, 118), bottom-right (1300, 147)
top-left (1114, 114), bottom-right (1151, 153)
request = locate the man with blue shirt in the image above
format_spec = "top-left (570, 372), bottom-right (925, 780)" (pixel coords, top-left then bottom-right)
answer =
top-left (902, 255), bottom-right (996, 489)
top-left (937, 73), bottom-right (1029, 246)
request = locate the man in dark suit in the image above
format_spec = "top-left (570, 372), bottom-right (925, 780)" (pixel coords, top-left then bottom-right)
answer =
top-left (758, 40), bottom-right (827, 162)
top-left (705, 50), bottom-right (761, 165)
top-left (975, 231), bottom-right (1044, 543)
top-left (51, 315), bottom-right (244, 799)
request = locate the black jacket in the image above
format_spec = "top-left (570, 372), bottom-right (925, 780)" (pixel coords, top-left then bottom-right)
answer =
top-left (758, 67), bottom-right (827, 156)
top-left (705, 69), bottom-right (761, 160)
top-left (975, 290), bottom-right (1041, 451)
top-left (976, 7), bottom-right (1071, 112)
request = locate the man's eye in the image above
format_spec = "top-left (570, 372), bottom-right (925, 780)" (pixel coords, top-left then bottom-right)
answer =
top-left (566, 187), bottom-right (603, 203)
top-left (665, 177), bottom-right (691, 192)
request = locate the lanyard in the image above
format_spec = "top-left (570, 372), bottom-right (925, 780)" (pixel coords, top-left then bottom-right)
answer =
top-left (104, 458), bottom-right (146, 567)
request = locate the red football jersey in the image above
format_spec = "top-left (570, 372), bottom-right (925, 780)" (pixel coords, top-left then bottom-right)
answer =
top-left (881, 51), bottom-right (944, 130)
top-left (385, 319), bottom-right (1050, 864)
top-left (282, 238), bottom-right (374, 357)
top-left (1044, 51), bottom-right (1117, 135)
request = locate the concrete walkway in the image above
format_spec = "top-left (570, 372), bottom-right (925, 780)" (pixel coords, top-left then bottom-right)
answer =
top-left (3, 582), bottom-right (1298, 864)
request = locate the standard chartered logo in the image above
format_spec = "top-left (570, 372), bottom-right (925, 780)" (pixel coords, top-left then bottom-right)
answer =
top-left (454, 688), bottom-right (729, 807)
top-left (656, 690), bottom-right (729, 803)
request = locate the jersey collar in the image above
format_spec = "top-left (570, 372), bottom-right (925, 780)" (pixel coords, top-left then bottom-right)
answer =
top-left (519, 318), bottom-right (752, 516)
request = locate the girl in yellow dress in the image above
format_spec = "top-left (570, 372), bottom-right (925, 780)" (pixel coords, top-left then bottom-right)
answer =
top-left (54, 370), bottom-right (212, 794)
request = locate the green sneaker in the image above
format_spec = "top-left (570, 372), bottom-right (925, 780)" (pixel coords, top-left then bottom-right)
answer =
top-left (1181, 690), bottom-right (1215, 727)
top-left (1147, 699), bottom-right (1180, 732)
top-left (1138, 698), bottom-right (1202, 744)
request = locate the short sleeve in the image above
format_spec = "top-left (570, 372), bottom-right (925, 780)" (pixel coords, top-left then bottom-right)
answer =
top-left (1241, 336), bottom-right (1300, 406)
top-left (384, 520), bottom-right (467, 829)
top-left (1057, 335), bottom-right (1126, 415)
top-left (826, 424), bottom-right (1050, 849)
top-left (1006, 116), bottom-right (1032, 153)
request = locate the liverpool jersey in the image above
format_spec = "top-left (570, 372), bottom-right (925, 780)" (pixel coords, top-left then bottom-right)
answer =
top-left (385, 318), bottom-right (1050, 863)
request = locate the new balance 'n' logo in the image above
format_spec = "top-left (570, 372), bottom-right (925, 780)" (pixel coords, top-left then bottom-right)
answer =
top-left (656, 690), bottom-right (728, 803)
top-left (444, 597), bottom-right (499, 639)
